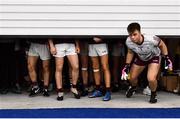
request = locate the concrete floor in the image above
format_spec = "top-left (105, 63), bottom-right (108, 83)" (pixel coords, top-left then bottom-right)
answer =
top-left (0, 91), bottom-right (180, 109)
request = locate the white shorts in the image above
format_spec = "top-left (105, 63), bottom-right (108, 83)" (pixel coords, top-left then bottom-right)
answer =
top-left (111, 44), bottom-right (125, 57)
top-left (54, 43), bottom-right (77, 57)
top-left (88, 43), bottom-right (108, 56)
top-left (28, 43), bottom-right (51, 60)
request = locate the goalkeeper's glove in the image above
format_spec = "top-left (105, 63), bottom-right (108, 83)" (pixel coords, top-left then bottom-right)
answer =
top-left (164, 55), bottom-right (173, 71)
top-left (121, 63), bottom-right (130, 80)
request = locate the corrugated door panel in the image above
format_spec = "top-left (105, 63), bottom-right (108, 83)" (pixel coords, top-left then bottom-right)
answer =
top-left (0, 0), bottom-right (179, 35)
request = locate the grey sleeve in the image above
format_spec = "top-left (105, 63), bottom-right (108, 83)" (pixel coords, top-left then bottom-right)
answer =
top-left (152, 36), bottom-right (161, 46)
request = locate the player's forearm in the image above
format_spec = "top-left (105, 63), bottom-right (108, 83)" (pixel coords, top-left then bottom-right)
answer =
top-left (48, 38), bottom-right (54, 48)
top-left (159, 40), bottom-right (168, 56)
top-left (125, 50), bottom-right (134, 64)
top-left (75, 40), bottom-right (80, 47)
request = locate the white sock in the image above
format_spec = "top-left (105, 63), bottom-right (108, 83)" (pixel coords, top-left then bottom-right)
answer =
top-left (58, 92), bottom-right (64, 97)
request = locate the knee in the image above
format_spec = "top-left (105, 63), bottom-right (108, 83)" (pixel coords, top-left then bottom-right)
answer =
top-left (129, 75), bottom-right (137, 81)
top-left (43, 65), bottom-right (50, 72)
top-left (27, 64), bottom-right (35, 73)
top-left (147, 76), bottom-right (157, 83)
top-left (56, 66), bottom-right (63, 72)
top-left (72, 65), bottom-right (79, 71)
top-left (148, 78), bottom-right (157, 83)
top-left (102, 65), bottom-right (109, 72)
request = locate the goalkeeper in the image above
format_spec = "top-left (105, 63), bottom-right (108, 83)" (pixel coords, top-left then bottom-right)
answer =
top-left (121, 22), bottom-right (172, 103)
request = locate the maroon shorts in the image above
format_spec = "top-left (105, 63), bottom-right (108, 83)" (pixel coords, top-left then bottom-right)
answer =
top-left (133, 56), bottom-right (161, 66)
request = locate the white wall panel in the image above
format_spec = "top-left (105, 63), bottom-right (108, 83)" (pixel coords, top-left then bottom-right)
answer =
top-left (0, 0), bottom-right (179, 36)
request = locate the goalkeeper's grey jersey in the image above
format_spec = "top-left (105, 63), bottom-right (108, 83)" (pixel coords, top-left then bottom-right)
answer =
top-left (126, 34), bottom-right (161, 61)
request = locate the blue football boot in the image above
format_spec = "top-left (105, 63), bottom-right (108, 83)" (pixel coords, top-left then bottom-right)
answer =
top-left (103, 91), bottom-right (111, 101)
top-left (89, 90), bottom-right (102, 98)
